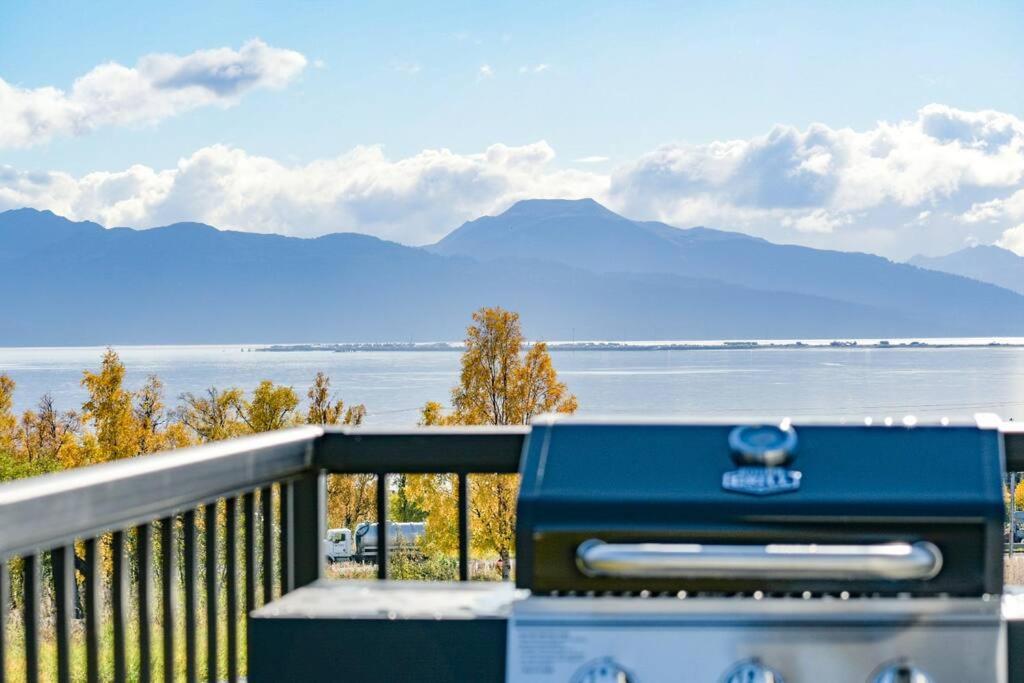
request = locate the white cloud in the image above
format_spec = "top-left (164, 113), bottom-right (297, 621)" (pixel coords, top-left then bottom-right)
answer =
top-left (0, 142), bottom-right (607, 245)
top-left (0, 39), bottom-right (306, 148)
top-left (4, 104), bottom-right (1024, 258)
top-left (962, 188), bottom-right (1024, 224)
top-left (575, 156), bottom-right (610, 164)
top-left (478, 64), bottom-right (494, 80)
top-left (780, 209), bottom-right (852, 234)
top-left (519, 64), bottom-right (549, 74)
top-left (610, 104), bottom-right (1024, 257)
top-left (997, 224), bottom-right (1024, 255)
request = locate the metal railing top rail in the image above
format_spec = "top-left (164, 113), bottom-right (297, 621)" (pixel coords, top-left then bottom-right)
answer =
top-left (318, 425), bottom-right (529, 473)
top-left (0, 425), bottom-right (321, 560)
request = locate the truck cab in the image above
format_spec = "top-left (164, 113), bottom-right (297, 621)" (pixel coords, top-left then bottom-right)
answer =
top-left (323, 527), bottom-right (353, 563)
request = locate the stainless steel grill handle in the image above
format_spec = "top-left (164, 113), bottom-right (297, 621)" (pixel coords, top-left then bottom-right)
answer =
top-left (576, 540), bottom-right (943, 581)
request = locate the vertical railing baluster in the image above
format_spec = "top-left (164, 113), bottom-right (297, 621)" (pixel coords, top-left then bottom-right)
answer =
top-left (377, 474), bottom-right (389, 579)
top-left (84, 538), bottom-right (100, 683)
top-left (23, 554), bottom-right (39, 683)
top-left (292, 472), bottom-right (324, 589)
top-left (205, 503), bottom-right (219, 683)
top-left (225, 497), bottom-right (239, 683)
top-left (458, 473), bottom-right (470, 581)
top-left (260, 487), bottom-right (273, 604)
top-left (0, 558), bottom-right (8, 683)
top-left (160, 517), bottom-right (176, 683)
top-left (183, 510), bottom-right (197, 683)
top-left (244, 492), bottom-right (256, 617)
top-left (1012, 472), bottom-right (1019, 555)
top-left (52, 545), bottom-right (74, 683)
top-left (243, 492), bottom-right (256, 682)
top-left (137, 523), bottom-right (153, 683)
top-left (111, 531), bottom-right (128, 682)
top-left (279, 482), bottom-right (292, 595)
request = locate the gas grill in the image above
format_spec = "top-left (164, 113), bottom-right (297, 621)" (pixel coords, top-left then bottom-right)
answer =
top-left (509, 417), bottom-right (1006, 682)
top-left (250, 417), bottom-right (1022, 682)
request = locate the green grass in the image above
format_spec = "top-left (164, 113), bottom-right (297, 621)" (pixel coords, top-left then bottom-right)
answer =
top-left (5, 552), bottom-right (504, 681)
top-left (3, 586), bottom-right (246, 683)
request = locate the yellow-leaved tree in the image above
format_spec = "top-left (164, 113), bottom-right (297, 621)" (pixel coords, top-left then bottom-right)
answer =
top-left (305, 372), bottom-right (370, 529)
top-left (176, 387), bottom-right (247, 442)
top-left (20, 394), bottom-right (83, 469)
top-left (238, 380), bottom-right (300, 433)
top-left (411, 307), bottom-right (577, 578)
top-left (0, 374), bottom-right (17, 456)
top-left (81, 349), bottom-right (140, 461)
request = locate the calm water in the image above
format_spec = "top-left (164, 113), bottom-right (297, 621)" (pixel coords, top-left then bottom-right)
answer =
top-left (2, 343), bottom-right (1024, 426)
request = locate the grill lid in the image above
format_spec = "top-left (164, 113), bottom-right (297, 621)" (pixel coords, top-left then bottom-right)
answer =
top-left (514, 418), bottom-right (1004, 596)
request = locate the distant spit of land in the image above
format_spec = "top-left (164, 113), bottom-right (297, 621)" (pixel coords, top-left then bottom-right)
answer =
top-left (256, 339), bottom-right (1024, 353)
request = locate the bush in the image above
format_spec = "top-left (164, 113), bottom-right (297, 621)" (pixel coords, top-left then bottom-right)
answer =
top-left (388, 549), bottom-right (458, 581)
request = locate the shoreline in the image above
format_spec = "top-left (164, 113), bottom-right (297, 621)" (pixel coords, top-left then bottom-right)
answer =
top-left (256, 340), bottom-right (1024, 353)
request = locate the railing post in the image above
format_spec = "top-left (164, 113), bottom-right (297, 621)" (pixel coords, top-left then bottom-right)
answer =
top-left (458, 473), bottom-right (470, 581)
top-left (377, 474), bottom-right (389, 579)
top-left (291, 470), bottom-right (325, 589)
top-left (1013, 472), bottom-right (1019, 555)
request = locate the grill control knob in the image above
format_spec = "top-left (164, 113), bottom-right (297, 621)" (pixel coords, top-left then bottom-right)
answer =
top-left (872, 663), bottom-right (933, 683)
top-left (569, 657), bottom-right (634, 683)
top-left (721, 658), bottom-right (785, 683)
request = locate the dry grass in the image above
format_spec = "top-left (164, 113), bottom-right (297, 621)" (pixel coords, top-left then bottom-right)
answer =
top-left (1006, 555), bottom-right (1024, 585)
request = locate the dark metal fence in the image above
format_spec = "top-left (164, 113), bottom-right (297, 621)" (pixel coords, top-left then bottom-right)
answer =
top-left (0, 424), bottom-right (527, 682)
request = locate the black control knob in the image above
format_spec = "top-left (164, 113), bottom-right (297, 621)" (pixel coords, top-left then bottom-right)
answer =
top-left (872, 662), bottom-right (933, 683)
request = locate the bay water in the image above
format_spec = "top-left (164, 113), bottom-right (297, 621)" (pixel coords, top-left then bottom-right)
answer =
top-left (2, 342), bottom-right (1024, 426)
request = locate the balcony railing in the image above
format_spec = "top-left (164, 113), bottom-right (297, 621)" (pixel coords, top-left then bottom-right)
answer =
top-left (0, 425), bottom-right (527, 683)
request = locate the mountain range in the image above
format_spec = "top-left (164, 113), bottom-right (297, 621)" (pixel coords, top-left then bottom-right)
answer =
top-left (2, 200), bottom-right (1024, 345)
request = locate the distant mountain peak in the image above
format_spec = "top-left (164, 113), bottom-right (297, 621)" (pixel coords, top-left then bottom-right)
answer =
top-left (0, 206), bottom-right (95, 226)
top-left (501, 197), bottom-right (617, 218)
top-left (909, 243), bottom-right (1024, 295)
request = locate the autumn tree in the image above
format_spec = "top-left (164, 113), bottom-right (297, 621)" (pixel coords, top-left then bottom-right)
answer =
top-left (412, 307), bottom-right (577, 578)
top-left (132, 375), bottom-right (168, 454)
top-left (0, 374), bottom-right (17, 456)
top-left (0, 374), bottom-right (30, 481)
top-left (305, 372), bottom-right (371, 528)
top-left (237, 380), bottom-right (300, 433)
top-left (176, 387), bottom-right (246, 442)
top-left (81, 349), bottom-right (141, 461)
top-left (20, 394), bottom-right (82, 467)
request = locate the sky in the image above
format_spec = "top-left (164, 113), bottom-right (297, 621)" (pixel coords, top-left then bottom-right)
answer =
top-left (0, 0), bottom-right (1022, 259)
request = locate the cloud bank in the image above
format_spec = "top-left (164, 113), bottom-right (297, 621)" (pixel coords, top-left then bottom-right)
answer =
top-left (611, 104), bottom-right (1024, 257)
top-left (0, 142), bottom-right (606, 245)
top-left (2, 105), bottom-right (1023, 257)
top-left (0, 40), bottom-right (306, 148)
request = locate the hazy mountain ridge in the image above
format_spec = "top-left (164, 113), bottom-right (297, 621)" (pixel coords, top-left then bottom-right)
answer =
top-left (432, 199), bottom-right (1024, 325)
top-left (909, 245), bottom-right (1024, 295)
top-left (2, 203), bottom-right (1023, 345)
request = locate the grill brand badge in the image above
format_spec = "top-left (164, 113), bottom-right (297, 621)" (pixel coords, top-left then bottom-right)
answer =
top-left (722, 466), bottom-right (801, 495)
top-left (722, 423), bottom-right (801, 496)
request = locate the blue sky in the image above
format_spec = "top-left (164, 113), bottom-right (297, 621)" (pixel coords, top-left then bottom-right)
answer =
top-left (1, 1), bottom-right (1022, 258)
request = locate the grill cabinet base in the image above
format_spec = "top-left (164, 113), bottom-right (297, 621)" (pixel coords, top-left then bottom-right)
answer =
top-left (249, 581), bottom-right (1024, 682)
